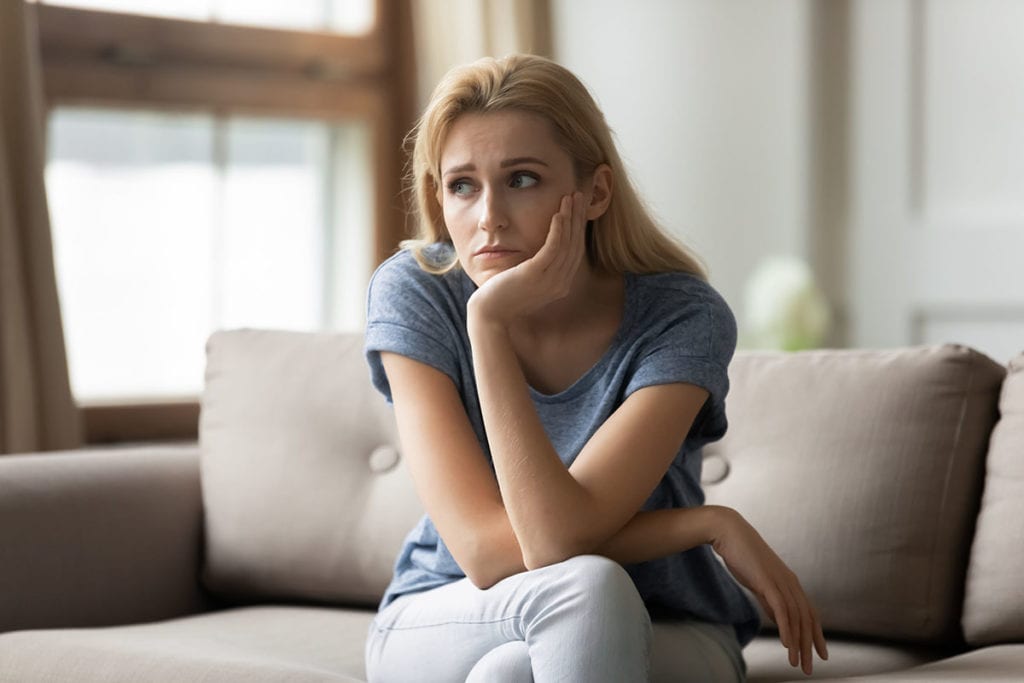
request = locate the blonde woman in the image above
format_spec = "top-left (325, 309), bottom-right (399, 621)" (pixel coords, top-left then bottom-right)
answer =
top-left (363, 54), bottom-right (827, 682)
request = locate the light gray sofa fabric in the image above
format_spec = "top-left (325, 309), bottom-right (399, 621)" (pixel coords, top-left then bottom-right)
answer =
top-left (742, 636), bottom-right (943, 683)
top-left (1, 334), bottom-right (1022, 682)
top-left (199, 329), bottom-right (421, 607)
top-left (963, 352), bottom-right (1024, 644)
top-left (0, 444), bottom-right (208, 632)
top-left (0, 606), bottom-right (372, 682)
top-left (703, 345), bottom-right (1004, 643)
top-left (819, 643), bottom-right (1024, 682)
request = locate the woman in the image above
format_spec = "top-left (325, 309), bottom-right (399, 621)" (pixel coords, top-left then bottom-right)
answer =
top-left (363, 54), bottom-right (827, 682)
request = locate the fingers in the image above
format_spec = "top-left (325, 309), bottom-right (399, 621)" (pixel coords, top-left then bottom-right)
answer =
top-left (813, 605), bottom-right (829, 661)
top-left (788, 581), bottom-right (813, 675)
top-left (785, 577), bottom-right (828, 676)
top-left (565, 191), bottom-right (586, 277)
top-left (764, 573), bottom-right (828, 675)
top-left (784, 585), bottom-right (801, 670)
top-left (535, 195), bottom-right (570, 270)
top-left (763, 588), bottom-right (793, 659)
top-left (538, 192), bottom-right (585, 280)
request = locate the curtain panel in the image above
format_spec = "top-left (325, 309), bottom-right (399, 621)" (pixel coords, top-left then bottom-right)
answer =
top-left (0, 0), bottom-right (82, 454)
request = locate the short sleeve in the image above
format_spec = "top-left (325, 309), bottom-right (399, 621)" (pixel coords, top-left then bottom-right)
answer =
top-left (363, 251), bottom-right (465, 404)
top-left (624, 279), bottom-right (738, 440)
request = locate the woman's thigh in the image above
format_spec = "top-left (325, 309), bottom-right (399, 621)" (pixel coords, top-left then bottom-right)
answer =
top-left (365, 578), bottom-right (522, 683)
top-left (649, 619), bottom-right (746, 683)
top-left (365, 555), bottom-right (651, 683)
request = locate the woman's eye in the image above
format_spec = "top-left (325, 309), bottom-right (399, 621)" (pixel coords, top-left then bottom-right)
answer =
top-left (510, 172), bottom-right (539, 189)
top-left (447, 179), bottom-right (473, 196)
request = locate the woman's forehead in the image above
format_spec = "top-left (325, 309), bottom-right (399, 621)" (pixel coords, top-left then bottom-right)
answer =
top-left (439, 110), bottom-right (569, 172)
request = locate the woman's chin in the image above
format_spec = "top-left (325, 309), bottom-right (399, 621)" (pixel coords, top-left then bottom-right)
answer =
top-left (462, 261), bottom-right (518, 288)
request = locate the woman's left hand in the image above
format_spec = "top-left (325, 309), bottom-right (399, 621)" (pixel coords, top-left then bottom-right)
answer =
top-left (467, 191), bottom-right (587, 328)
top-left (710, 506), bottom-right (829, 676)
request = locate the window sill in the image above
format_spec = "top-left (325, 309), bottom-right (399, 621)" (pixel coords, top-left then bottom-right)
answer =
top-left (81, 400), bottom-right (200, 445)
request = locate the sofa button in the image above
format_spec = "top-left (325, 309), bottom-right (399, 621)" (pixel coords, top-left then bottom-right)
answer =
top-left (369, 445), bottom-right (400, 473)
top-left (701, 454), bottom-right (730, 485)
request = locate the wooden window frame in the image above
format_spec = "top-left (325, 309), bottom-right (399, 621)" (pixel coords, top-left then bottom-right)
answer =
top-left (36, 1), bottom-right (417, 445)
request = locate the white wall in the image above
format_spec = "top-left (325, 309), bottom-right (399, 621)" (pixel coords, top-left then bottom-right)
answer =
top-left (552, 0), bottom-right (1024, 362)
top-left (551, 0), bottom-right (812, 326)
top-left (846, 0), bottom-right (1024, 362)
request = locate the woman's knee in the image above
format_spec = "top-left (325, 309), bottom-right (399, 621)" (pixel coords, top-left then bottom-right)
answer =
top-left (465, 641), bottom-right (533, 683)
top-left (547, 555), bottom-right (649, 622)
top-left (560, 555), bottom-right (641, 596)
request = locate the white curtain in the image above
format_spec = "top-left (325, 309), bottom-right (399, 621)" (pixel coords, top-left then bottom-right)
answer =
top-left (0, 1), bottom-right (83, 454)
top-left (411, 0), bottom-right (552, 106)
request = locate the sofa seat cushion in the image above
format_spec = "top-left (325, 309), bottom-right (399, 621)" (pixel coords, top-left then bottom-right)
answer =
top-left (703, 345), bottom-right (1004, 643)
top-left (820, 643), bottom-right (1024, 681)
top-left (0, 606), bottom-right (374, 682)
top-left (743, 635), bottom-right (945, 683)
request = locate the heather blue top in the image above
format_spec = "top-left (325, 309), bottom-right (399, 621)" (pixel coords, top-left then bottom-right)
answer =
top-left (363, 246), bottom-right (761, 646)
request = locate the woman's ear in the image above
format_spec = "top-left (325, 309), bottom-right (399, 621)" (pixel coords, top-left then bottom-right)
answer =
top-left (585, 163), bottom-right (613, 220)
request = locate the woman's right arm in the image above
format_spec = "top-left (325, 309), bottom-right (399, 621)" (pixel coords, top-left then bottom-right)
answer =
top-left (382, 351), bottom-right (526, 588)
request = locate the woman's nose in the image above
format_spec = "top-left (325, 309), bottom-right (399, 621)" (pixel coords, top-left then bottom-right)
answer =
top-left (477, 190), bottom-right (508, 232)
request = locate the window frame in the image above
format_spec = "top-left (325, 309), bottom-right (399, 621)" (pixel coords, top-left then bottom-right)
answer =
top-left (35, 0), bottom-right (417, 444)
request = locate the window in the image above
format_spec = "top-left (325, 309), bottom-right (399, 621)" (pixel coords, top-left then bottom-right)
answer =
top-left (36, 0), bottom-right (415, 443)
top-left (41, 0), bottom-right (375, 33)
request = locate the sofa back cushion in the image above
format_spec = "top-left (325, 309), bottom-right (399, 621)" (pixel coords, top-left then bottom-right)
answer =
top-left (702, 345), bottom-right (1004, 644)
top-left (963, 351), bottom-right (1024, 645)
top-left (199, 329), bottom-right (422, 606)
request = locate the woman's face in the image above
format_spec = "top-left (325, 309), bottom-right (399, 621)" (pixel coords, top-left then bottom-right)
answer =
top-left (437, 110), bottom-right (582, 287)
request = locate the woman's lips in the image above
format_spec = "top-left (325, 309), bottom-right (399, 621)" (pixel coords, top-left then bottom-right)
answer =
top-left (474, 247), bottom-right (518, 260)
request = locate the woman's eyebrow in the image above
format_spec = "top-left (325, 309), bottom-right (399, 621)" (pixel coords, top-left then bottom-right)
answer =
top-left (501, 156), bottom-right (549, 168)
top-left (443, 157), bottom-right (549, 177)
top-left (442, 162), bottom-right (474, 177)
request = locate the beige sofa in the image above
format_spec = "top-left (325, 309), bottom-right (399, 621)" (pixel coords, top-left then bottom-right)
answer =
top-left (1, 329), bottom-right (1022, 682)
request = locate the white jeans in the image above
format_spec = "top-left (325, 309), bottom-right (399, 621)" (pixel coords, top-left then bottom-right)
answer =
top-left (365, 554), bottom-right (745, 682)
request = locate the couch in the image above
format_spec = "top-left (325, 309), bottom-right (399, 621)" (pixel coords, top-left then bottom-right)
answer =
top-left (1, 329), bottom-right (1022, 682)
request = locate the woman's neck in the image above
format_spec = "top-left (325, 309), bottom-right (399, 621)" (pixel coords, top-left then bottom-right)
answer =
top-left (510, 263), bottom-right (624, 342)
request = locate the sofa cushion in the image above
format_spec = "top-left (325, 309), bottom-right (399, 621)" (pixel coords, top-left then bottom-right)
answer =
top-left (199, 330), bottom-right (422, 606)
top-left (963, 351), bottom-right (1024, 645)
top-left (702, 345), bottom-right (1004, 644)
top-left (742, 635), bottom-right (943, 683)
top-left (815, 644), bottom-right (1024, 682)
top-left (0, 606), bottom-right (372, 682)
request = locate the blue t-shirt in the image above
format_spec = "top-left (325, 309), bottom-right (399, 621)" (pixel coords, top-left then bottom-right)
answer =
top-left (363, 246), bottom-right (761, 646)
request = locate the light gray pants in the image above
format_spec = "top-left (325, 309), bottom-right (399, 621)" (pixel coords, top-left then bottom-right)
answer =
top-left (364, 554), bottom-right (745, 682)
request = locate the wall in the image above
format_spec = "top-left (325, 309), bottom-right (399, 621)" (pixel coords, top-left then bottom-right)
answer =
top-left (551, 0), bottom-right (813, 335)
top-left (553, 0), bottom-right (1024, 361)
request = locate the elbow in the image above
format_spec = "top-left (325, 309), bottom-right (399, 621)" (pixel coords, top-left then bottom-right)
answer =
top-left (458, 527), bottom-right (524, 589)
top-left (520, 535), bottom-right (596, 572)
top-left (464, 566), bottom-right (503, 590)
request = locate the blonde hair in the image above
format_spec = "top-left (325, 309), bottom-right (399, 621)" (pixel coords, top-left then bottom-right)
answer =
top-left (403, 54), bottom-right (707, 280)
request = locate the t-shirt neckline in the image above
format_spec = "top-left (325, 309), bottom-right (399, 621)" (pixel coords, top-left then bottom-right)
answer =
top-left (526, 271), bottom-right (637, 403)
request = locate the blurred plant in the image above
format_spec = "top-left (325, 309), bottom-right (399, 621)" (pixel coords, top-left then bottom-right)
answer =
top-left (742, 255), bottom-right (831, 351)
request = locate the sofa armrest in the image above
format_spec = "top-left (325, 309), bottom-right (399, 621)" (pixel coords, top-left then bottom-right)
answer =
top-left (0, 443), bottom-right (209, 632)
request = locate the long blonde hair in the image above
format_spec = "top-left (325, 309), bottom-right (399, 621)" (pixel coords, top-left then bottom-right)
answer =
top-left (403, 54), bottom-right (707, 280)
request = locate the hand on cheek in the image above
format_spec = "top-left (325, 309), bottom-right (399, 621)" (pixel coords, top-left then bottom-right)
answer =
top-left (468, 191), bottom-right (588, 328)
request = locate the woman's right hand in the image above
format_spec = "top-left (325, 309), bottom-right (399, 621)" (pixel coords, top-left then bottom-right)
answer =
top-left (709, 506), bottom-right (829, 676)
